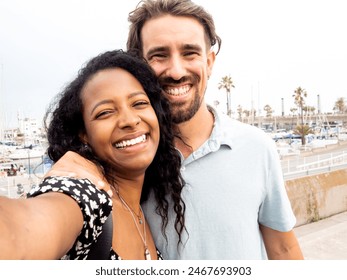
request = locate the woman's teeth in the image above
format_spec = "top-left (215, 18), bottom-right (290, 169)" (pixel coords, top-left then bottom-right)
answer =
top-left (115, 134), bottom-right (146, 149)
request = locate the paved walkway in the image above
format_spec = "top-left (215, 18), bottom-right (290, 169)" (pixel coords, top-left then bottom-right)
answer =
top-left (294, 211), bottom-right (347, 259)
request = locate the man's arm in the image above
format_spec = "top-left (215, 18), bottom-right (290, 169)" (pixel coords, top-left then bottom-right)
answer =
top-left (260, 224), bottom-right (304, 260)
top-left (45, 151), bottom-right (111, 194)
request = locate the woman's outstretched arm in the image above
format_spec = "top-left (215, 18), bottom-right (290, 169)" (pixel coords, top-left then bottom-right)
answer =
top-left (0, 192), bottom-right (83, 260)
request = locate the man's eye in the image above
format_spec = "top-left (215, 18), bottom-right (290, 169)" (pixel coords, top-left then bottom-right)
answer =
top-left (184, 51), bottom-right (199, 57)
top-left (150, 53), bottom-right (166, 60)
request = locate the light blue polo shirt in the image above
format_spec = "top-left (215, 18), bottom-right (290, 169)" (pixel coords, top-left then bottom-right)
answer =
top-left (142, 106), bottom-right (296, 259)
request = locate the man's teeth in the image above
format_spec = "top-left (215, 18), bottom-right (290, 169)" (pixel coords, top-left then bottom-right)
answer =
top-left (115, 134), bottom-right (146, 148)
top-left (166, 85), bottom-right (190, 96)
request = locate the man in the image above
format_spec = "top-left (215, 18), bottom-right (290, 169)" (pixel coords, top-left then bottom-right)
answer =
top-left (49, 0), bottom-right (303, 259)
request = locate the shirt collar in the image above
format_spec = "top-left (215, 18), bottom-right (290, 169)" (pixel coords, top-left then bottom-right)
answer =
top-left (208, 105), bottom-right (233, 149)
top-left (181, 106), bottom-right (233, 164)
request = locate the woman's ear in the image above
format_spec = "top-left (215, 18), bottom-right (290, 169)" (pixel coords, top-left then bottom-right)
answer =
top-left (79, 132), bottom-right (88, 145)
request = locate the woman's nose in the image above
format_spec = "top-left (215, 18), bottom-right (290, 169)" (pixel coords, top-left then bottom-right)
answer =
top-left (118, 109), bottom-right (141, 129)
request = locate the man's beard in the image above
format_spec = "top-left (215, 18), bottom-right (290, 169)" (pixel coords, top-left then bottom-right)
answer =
top-left (171, 91), bottom-right (202, 124)
top-left (159, 74), bottom-right (202, 124)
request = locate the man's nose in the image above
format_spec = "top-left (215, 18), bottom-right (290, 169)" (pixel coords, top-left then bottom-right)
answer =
top-left (165, 56), bottom-right (187, 81)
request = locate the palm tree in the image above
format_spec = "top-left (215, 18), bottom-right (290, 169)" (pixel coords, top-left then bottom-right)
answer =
top-left (293, 125), bottom-right (313, 146)
top-left (237, 105), bottom-right (243, 121)
top-left (308, 106), bottom-right (316, 115)
top-left (263, 104), bottom-right (273, 118)
top-left (333, 97), bottom-right (346, 114)
top-left (292, 87), bottom-right (307, 145)
top-left (290, 107), bottom-right (298, 130)
top-left (290, 107), bottom-right (298, 116)
top-left (218, 75), bottom-right (235, 117)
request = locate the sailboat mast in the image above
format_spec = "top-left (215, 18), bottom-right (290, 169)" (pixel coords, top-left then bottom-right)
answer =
top-left (0, 63), bottom-right (4, 141)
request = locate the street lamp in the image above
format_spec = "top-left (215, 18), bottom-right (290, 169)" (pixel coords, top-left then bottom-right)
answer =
top-left (27, 145), bottom-right (32, 179)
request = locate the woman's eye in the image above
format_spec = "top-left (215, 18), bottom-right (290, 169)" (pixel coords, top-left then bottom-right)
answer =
top-left (134, 100), bottom-right (150, 107)
top-left (95, 110), bottom-right (112, 119)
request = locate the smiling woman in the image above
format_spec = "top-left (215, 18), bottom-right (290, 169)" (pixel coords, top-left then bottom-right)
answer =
top-left (0, 50), bottom-right (185, 260)
top-left (80, 67), bottom-right (160, 174)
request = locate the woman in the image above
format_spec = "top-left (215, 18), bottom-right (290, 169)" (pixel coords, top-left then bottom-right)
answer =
top-left (0, 50), bottom-right (185, 260)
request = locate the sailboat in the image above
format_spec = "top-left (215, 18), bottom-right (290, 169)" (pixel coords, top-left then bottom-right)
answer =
top-left (7, 146), bottom-right (45, 160)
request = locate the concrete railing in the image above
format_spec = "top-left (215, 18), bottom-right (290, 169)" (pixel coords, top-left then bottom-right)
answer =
top-left (284, 162), bottom-right (347, 180)
top-left (282, 149), bottom-right (347, 180)
top-left (285, 169), bottom-right (347, 227)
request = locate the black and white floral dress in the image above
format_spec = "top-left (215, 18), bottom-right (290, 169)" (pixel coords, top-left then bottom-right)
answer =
top-left (27, 176), bottom-right (163, 260)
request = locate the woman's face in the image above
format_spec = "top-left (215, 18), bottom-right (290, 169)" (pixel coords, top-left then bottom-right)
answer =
top-left (80, 68), bottom-right (160, 177)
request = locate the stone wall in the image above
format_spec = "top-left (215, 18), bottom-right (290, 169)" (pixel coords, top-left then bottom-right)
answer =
top-left (285, 169), bottom-right (347, 226)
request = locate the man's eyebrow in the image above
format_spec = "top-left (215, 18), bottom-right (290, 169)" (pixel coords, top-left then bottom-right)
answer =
top-left (146, 44), bottom-right (203, 58)
top-left (182, 43), bottom-right (202, 52)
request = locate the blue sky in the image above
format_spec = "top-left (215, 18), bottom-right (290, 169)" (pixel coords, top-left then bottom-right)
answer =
top-left (1, 0), bottom-right (346, 128)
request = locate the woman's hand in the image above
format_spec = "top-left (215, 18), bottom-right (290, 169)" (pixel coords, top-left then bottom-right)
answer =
top-left (45, 151), bottom-right (112, 196)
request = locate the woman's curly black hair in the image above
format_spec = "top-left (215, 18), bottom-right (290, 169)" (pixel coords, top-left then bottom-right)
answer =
top-left (44, 49), bottom-right (185, 244)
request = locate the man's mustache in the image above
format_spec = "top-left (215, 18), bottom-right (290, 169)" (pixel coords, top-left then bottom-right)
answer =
top-left (158, 75), bottom-right (200, 85)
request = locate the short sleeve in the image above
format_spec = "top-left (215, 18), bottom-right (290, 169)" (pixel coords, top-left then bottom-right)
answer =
top-left (28, 176), bottom-right (113, 259)
top-left (258, 140), bottom-right (296, 231)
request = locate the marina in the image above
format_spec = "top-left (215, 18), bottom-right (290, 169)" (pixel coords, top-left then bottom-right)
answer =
top-left (0, 156), bottom-right (51, 198)
top-left (0, 119), bottom-right (52, 198)
top-left (1, 129), bottom-right (346, 199)
top-left (0, 145), bottom-right (51, 175)
top-left (1, 114), bottom-right (347, 197)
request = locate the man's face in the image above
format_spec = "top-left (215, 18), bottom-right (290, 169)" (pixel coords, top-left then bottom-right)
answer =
top-left (141, 15), bottom-right (215, 124)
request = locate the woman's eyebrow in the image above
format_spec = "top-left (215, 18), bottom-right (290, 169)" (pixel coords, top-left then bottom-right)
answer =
top-left (90, 99), bottom-right (114, 115)
top-left (90, 92), bottom-right (147, 114)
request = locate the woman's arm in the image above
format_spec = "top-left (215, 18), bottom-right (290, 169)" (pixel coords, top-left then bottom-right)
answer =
top-left (0, 192), bottom-right (83, 259)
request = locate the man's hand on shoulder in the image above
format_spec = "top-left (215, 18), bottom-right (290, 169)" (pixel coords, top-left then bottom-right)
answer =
top-left (45, 151), bottom-right (112, 195)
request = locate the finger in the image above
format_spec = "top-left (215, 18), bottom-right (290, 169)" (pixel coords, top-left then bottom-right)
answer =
top-left (95, 180), bottom-right (113, 197)
top-left (107, 189), bottom-right (113, 197)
